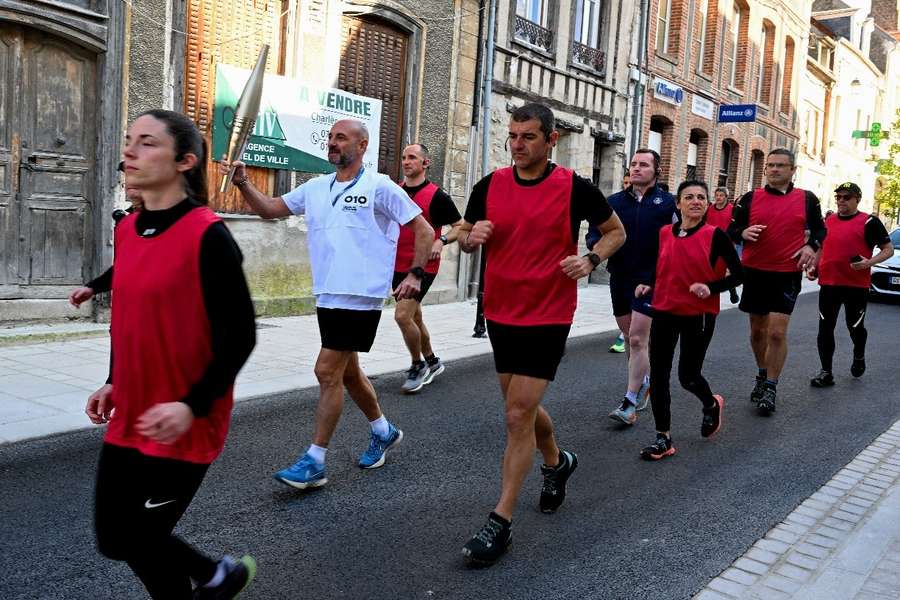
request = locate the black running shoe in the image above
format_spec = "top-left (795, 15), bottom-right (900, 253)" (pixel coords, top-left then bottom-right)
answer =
top-left (193, 555), bottom-right (256, 599)
top-left (750, 376), bottom-right (766, 403)
top-left (539, 450), bottom-right (578, 514)
top-left (810, 370), bottom-right (835, 387)
top-left (757, 386), bottom-right (776, 415)
top-left (851, 357), bottom-right (866, 378)
top-left (462, 512), bottom-right (511, 566)
top-left (640, 433), bottom-right (676, 461)
top-left (701, 395), bottom-right (725, 438)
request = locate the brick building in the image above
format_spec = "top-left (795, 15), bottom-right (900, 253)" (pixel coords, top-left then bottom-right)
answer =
top-left (638, 0), bottom-right (813, 198)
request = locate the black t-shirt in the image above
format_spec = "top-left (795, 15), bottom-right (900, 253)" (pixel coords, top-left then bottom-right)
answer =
top-left (464, 163), bottom-right (614, 242)
top-left (402, 181), bottom-right (462, 227)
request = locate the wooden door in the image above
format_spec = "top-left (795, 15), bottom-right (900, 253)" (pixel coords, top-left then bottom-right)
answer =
top-left (0, 25), bottom-right (22, 286)
top-left (0, 23), bottom-right (95, 292)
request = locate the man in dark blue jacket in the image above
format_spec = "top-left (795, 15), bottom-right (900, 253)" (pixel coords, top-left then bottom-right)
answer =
top-left (587, 149), bottom-right (678, 425)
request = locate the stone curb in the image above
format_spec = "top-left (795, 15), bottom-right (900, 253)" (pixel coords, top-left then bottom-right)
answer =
top-left (694, 420), bottom-right (900, 599)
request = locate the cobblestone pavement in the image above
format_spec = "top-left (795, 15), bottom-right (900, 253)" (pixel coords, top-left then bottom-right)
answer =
top-left (695, 419), bottom-right (900, 600)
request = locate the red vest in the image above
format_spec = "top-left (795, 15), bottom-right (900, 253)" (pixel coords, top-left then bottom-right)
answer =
top-left (394, 182), bottom-right (442, 274)
top-left (742, 187), bottom-right (808, 272)
top-left (819, 212), bottom-right (873, 289)
top-left (105, 207), bottom-right (234, 464)
top-left (705, 202), bottom-right (733, 231)
top-left (483, 166), bottom-right (576, 326)
top-left (653, 224), bottom-right (726, 316)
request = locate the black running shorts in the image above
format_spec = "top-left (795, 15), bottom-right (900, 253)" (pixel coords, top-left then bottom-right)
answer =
top-left (486, 320), bottom-right (571, 381)
top-left (392, 271), bottom-right (437, 303)
top-left (739, 267), bottom-right (803, 316)
top-left (609, 275), bottom-right (654, 318)
top-left (317, 307), bottom-right (382, 352)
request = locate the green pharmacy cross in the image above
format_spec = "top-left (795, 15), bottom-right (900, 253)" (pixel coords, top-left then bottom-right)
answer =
top-left (852, 122), bottom-right (890, 147)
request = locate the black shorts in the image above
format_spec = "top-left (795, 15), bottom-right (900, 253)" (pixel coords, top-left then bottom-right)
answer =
top-left (392, 271), bottom-right (437, 303)
top-left (317, 307), bottom-right (382, 352)
top-left (609, 275), bottom-right (654, 318)
top-left (739, 267), bottom-right (803, 315)
top-left (486, 320), bottom-right (571, 381)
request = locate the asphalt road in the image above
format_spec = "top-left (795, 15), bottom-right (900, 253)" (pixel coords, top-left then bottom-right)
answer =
top-left (2, 294), bottom-right (900, 600)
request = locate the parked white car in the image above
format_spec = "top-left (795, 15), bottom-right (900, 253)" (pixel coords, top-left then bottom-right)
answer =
top-left (870, 228), bottom-right (900, 299)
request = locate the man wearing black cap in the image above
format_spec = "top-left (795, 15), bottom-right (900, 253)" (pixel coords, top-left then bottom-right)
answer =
top-left (808, 182), bottom-right (893, 387)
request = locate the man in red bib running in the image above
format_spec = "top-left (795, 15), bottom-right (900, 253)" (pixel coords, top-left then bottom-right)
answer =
top-left (457, 103), bottom-right (625, 565)
top-left (728, 149), bottom-right (826, 415)
top-left (393, 143), bottom-right (464, 393)
top-left (808, 182), bottom-right (893, 387)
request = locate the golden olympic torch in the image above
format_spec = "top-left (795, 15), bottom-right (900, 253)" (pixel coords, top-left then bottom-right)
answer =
top-left (219, 44), bottom-right (269, 193)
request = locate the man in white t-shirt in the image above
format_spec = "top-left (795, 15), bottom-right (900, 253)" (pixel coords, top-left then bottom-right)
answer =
top-left (223, 119), bottom-right (434, 488)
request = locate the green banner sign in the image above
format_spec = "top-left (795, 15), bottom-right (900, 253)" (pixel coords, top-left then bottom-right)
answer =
top-left (212, 65), bottom-right (383, 173)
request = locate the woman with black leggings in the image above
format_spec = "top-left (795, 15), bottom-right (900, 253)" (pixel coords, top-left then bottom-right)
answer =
top-left (636, 180), bottom-right (743, 460)
top-left (86, 110), bottom-right (257, 598)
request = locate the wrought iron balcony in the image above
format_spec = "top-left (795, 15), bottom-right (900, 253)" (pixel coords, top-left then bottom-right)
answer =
top-left (514, 15), bottom-right (553, 52)
top-left (571, 40), bottom-right (605, 73)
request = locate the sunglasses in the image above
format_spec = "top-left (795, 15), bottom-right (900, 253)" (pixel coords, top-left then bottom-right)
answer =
top-left (834, 193), bottom-right (855, 200)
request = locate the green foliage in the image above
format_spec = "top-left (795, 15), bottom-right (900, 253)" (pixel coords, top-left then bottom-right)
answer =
top-left (874, 109), bottom-right (900, 225)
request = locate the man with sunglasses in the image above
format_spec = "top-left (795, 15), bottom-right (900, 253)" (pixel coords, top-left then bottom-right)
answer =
top-left (808, 182), bottom-right (893, 387)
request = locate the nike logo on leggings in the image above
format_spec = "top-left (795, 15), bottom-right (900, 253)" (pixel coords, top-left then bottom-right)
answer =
top-left (144, 498), bottom-right (176, 509)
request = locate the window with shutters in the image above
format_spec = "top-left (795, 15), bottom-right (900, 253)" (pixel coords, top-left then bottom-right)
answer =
top-left (339, 15), bottom-right (409, 181)
top-left (183, 0), bottom-right (288, 213)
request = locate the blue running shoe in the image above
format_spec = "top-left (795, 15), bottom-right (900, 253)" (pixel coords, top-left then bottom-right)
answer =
top-left (273, 454), bottom-right (327, 489)
top-left (635, 376), bottom-right (651, 412)
top-left (358, 424), bottom-right (404, 469)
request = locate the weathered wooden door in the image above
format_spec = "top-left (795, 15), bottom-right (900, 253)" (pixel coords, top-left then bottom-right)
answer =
top-left (0, 23), bottom-right (95, 294)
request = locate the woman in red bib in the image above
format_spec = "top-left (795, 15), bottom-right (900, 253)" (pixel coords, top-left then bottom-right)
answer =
top-left (86, 110), bottom-right (257, 599)
top-left (636, 181), bottom-right (743, 460)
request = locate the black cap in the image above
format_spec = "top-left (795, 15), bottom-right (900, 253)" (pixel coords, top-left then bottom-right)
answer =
top-left (834, 182), bottom-right (862, 197)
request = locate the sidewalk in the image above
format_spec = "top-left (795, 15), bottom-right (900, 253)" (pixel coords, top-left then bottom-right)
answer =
top-left (694, 419), bottom-right (900, 600)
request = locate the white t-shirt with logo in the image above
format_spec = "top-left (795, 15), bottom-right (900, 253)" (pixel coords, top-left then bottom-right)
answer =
top-left (282, 170), bottom-right (421, 310)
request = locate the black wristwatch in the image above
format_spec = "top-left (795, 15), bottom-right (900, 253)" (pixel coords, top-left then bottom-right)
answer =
top-left (583, 252), bottom-right (602, 271)
top-left (439, 234), bottom-right (449, 244)
top-left (409, 266), bottom-right (426, 279)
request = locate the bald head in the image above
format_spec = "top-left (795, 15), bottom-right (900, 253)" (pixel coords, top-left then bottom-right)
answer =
top-left (328, 119), bottom-right (369, 169)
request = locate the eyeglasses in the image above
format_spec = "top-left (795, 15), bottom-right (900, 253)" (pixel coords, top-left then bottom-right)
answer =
top-left (834, 194), bottom-right (855, 200)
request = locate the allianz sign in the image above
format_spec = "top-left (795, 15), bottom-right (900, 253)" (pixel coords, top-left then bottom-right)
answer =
top-left (653, 78), bottom-right (684, 105)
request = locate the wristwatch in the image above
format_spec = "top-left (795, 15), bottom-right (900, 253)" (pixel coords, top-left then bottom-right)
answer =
top-left (439, 234), bottom-right (449, 244)
top-left (583, 252), bottom-right (602, 271)
top-left (409, 266), bottom-right (426, 279)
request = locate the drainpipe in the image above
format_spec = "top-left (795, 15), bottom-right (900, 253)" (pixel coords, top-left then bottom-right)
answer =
top-left (630, 0), bottom-right (650, 160)
top-left (471, 0), bottom-right (496, 338)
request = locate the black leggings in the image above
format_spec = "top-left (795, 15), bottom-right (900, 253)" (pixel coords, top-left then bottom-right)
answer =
top-left (649, 311), bottom-right (717, 433)
top-left (817, 285), bottom-right (868, 372)
top-left (95, 444), bottom-right (217, 599)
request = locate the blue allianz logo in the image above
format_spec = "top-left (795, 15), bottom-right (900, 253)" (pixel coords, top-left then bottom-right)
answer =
top-left (718, 104), bottom-right (757, 122)
top-left (654, 79), bottom-right (684, 105)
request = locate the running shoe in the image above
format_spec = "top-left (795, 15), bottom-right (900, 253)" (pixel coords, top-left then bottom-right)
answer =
top-left (401, 361), bottom-right (428, 394)
top-left (701, 395), bottom-right (725, 438)
top-left (609, 399), bottom-right (637, 425)
top-left (757, 386), bottom-right (776, 415)
top-left (810, 370), bottom-right (835, 387)
top-left (851, 357), bottom-right (866, 378)
top-left (423, 357), bottom-right (445, 385)
top-left (273, 454), bottom-right (327, 489)
top-left (750, 375), bottom-right (766, 403)
top-left (462, 512), bottom-right (511, 566)
top-left (609, 334), bottom-right (626, 353)
top-left (635, 376), bottom-right (651, 412)
top-left (358, 423), bottom-right (403, 469)
top-left (640, 433), bottom-right (676, 461)
top-left (193, 555), bottom-right (256, 600)
top-left (539, 450), bottom-right (578, 514)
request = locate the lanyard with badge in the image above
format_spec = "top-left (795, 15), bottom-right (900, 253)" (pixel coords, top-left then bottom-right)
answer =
top-left (330, 167), bottom-right (366, 207)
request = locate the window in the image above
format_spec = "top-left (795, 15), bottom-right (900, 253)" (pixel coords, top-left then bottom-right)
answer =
top-left (696, 0), bottom-right (708, 71)
top-left (718, 141), bottom-right (732, 188)
top-left (756, 26), bottom-right (766, 101)
top-left (728, 4), bottom-right (741, 87)
top-left (574, 0), bottom-right (602, 48)
top-left (517, 0), bottom-right (548, 26)
top-left (687, 142), bottom-right (698, 179)
top-left (656, 0), bottom-right (671, 53)
top-left (780, 37), bottom-right (795, 114)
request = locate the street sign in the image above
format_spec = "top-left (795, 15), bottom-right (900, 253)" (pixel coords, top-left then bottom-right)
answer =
top-left (718, 104), bottom-right (757, 122)
top-left (851, 127), bottom-right (890, 147)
